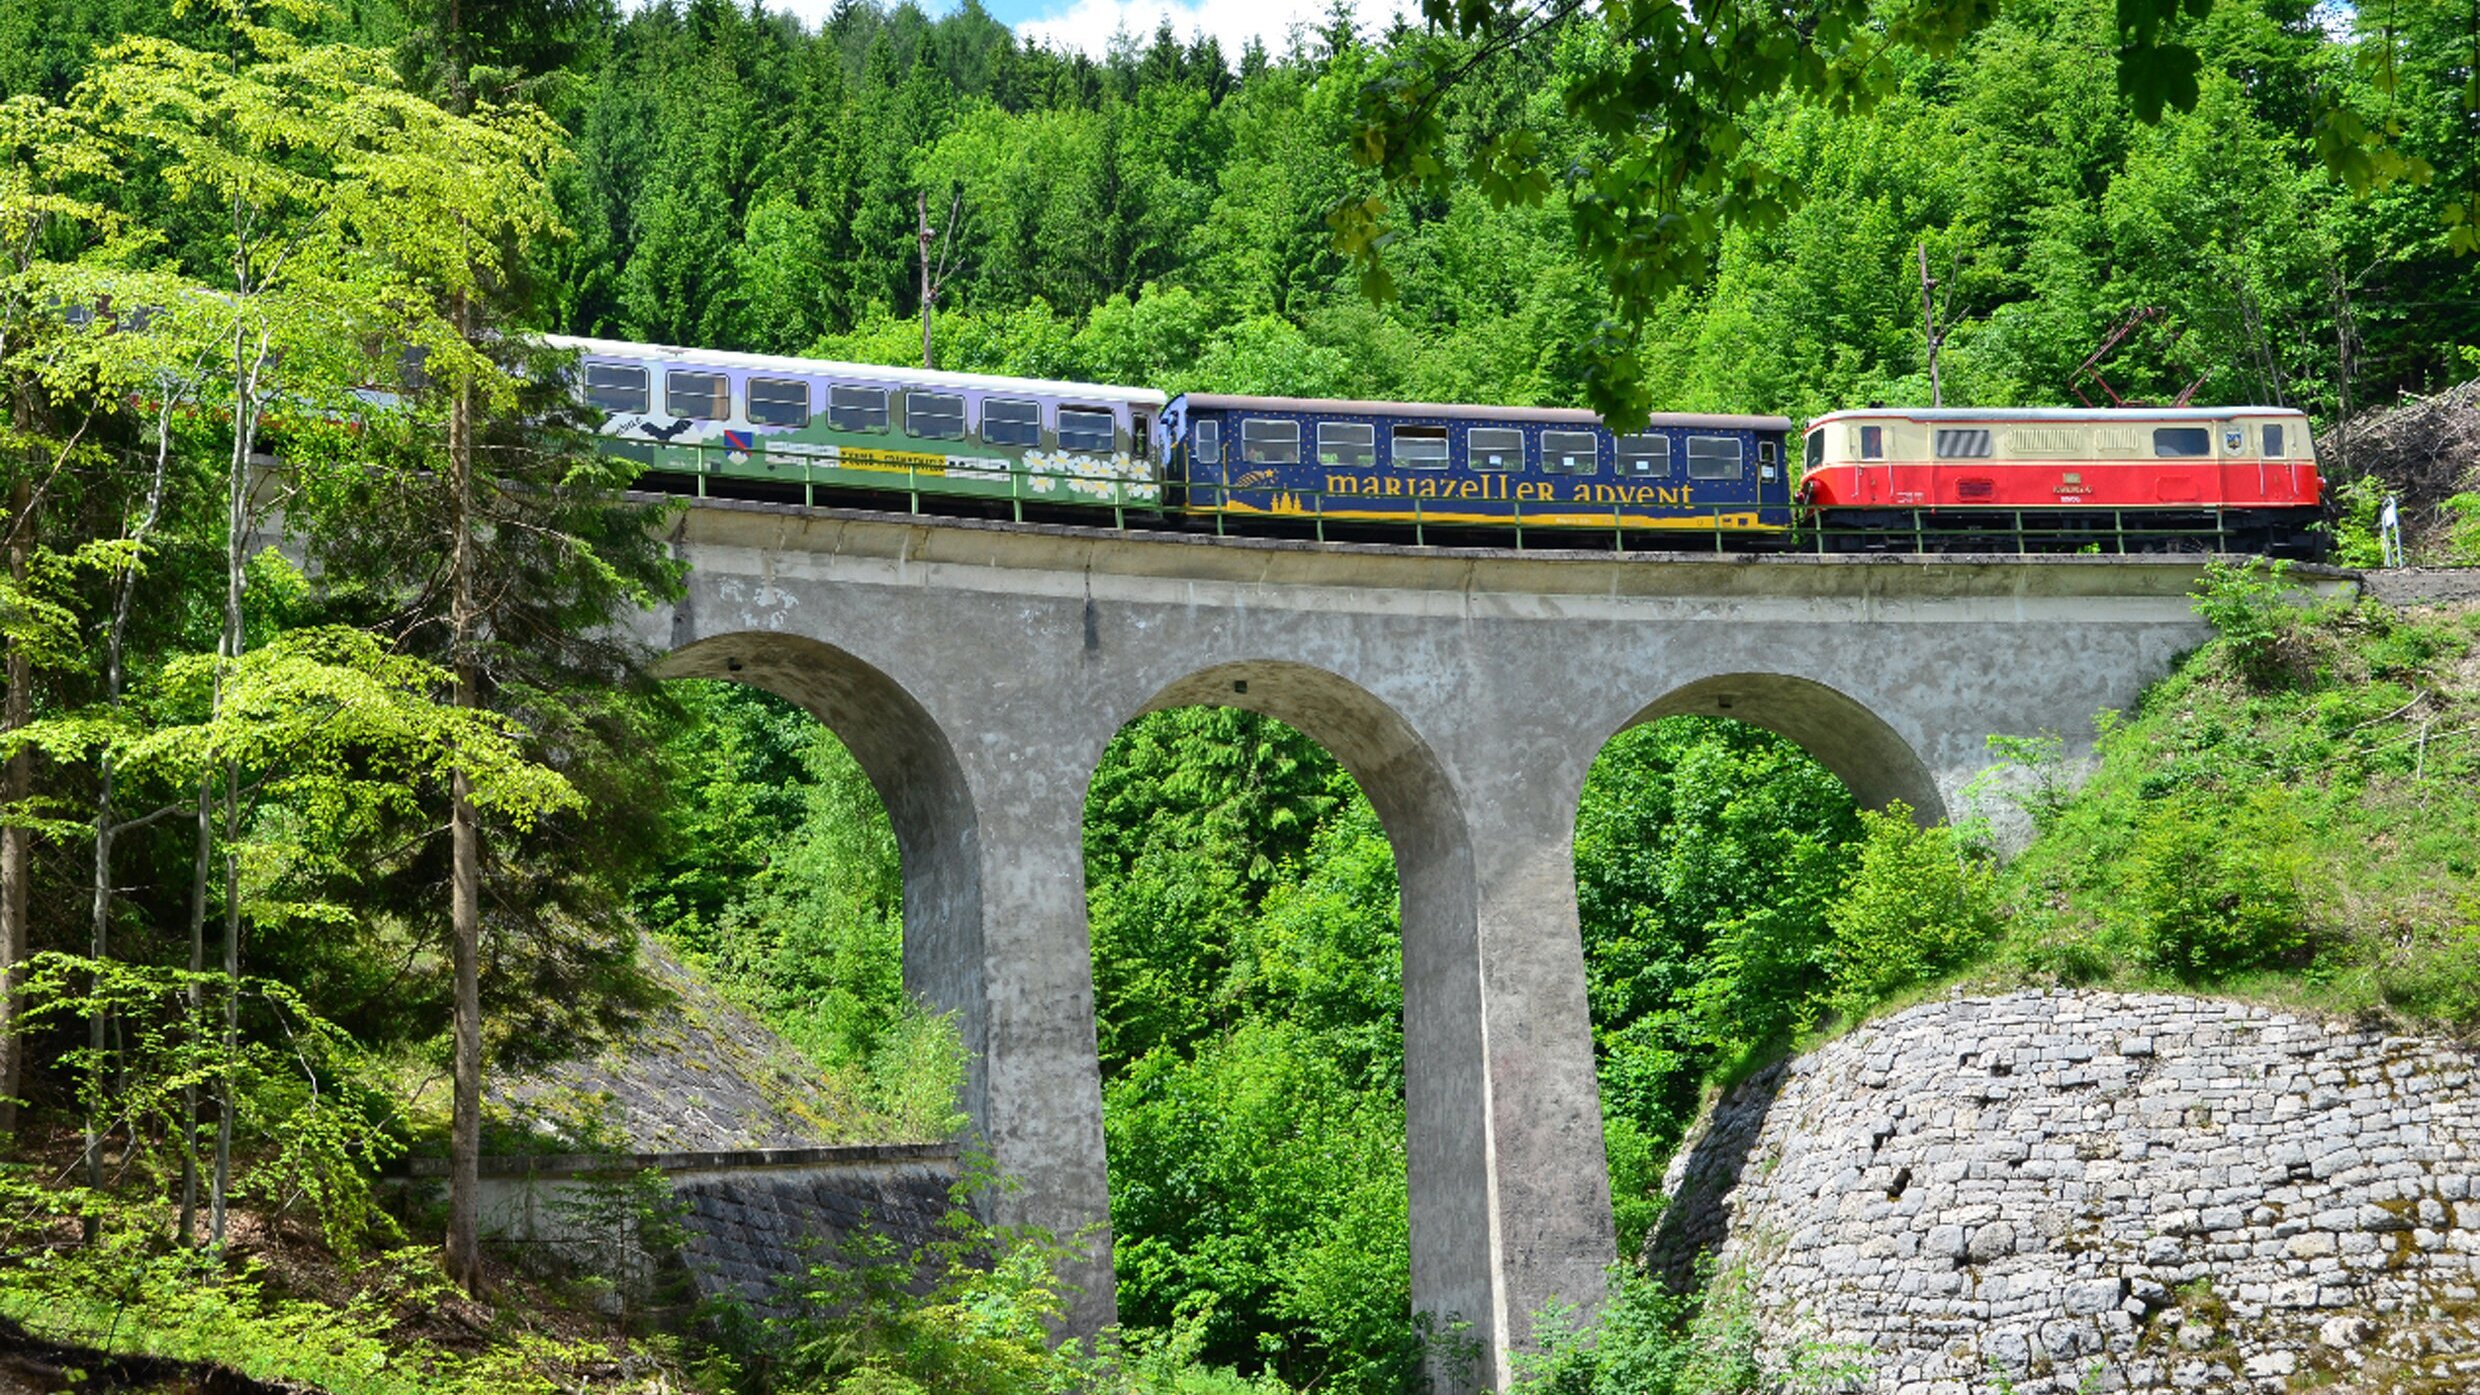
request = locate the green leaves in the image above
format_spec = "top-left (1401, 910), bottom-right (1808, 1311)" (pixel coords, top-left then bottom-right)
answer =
top-left (1820, 805), bottom-right (2001, 1023)
top-left (8, 619), bottom-right (583, 925)
top-left (2116, 35), bottom-right (2203, 124)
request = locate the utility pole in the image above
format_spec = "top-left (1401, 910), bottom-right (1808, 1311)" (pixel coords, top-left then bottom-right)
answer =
top-left (918, 192), bottom-right (936, 371)
top-left (1918, 242), bottom-right (1945, 408)
top-left (915, 189), bottom-right (963, 372)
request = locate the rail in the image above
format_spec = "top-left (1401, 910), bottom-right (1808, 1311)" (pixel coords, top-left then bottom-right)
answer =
top-left (637, 443), bottom-right (2293, 557)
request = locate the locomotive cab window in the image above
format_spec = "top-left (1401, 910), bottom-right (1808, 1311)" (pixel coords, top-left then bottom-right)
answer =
top-left (748, 377), bottom-right (810, 427)
top-left (1241, 418), bottom-right (1299, 465)
top-left (666, 369), bottom-right (730, 421)
top-left (1194, 420), bottom-right (1221, 465)
top-left (1469, 427), bottom-right (1523, 470)
top-left (1804, 429), bottom-right (1824, 467)
top-left (1317, 421), bottom-right (1376, 468)
top-left (585, 363), bottom-right (649, 414)
top-left (1059, 408), bottom-right (1116, 453)
top-left (906, 391), bottom-right (966, 440)
top-left (982, 399), bottom-right (1041, 447)
top-left (1860, 425), bottom-right (1886, 459)
top-left (1542, 430), bottom-right (1598, 474)
top-left (1618, 434), bottom-right (1671, 477)
top-left (1687, 436), bottom-right (1743, 479)
top-left (1934, 428), bottom-right (1993, 458)
top-left (829, 385), bottom-right (889, 433)
top-left (1393, 425), bottom-right (1449, 469)
top-left (2152, 427), bottom-right (2212, 457)
top-left (2262, 423), bottom-right (2285, 458)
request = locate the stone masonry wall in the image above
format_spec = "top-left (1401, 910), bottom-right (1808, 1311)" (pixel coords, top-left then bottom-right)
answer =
top-left (430, 1143), bottom-right (959, 1319)
top-left (1650, 991), bottom-right (2480, 1394)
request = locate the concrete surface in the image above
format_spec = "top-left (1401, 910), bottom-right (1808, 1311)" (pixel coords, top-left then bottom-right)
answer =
top-left (2362, 566), bottom-right (2480, 607)
top-left (633, 500), bottom-right (2324, 1386)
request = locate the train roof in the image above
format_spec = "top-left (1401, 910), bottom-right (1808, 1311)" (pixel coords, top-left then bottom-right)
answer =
top-left (1808, 405), bottom-right (2305, 424)
top-left (1172, 392), bottom-right (1795, 431)
top-left (542, 334), bottom-right (1167, 406)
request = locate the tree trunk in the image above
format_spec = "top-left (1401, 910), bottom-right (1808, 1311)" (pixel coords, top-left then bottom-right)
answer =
top-left (444, 288), bottom-right (485, 1293)
top-left (211, 778), bottom-right (236, 1247)
top-left (179, 774), bottom-right (208, 1243)
top-left (208, 308), bottom-right (258, 1249)
top-left (78, 424), bottom-right (171, 1244)
top-left (0, 475), bottom-right (31, 1141)
top-left (81, 757), bottom-right (111, 1245)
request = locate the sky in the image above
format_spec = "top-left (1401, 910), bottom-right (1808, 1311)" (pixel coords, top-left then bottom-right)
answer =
top-left (749, 0), bottom-right (1403, 62)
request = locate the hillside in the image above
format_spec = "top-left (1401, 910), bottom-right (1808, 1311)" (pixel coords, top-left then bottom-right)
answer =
top-left (1980, 577), bottom-right (2479, 1025)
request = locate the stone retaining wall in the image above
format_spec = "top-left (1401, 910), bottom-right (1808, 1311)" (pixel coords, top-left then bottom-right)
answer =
top-left (1650, 991), bottom-right (2480, 1394)
top-left (409, 1143), bottom-right (960, 1318)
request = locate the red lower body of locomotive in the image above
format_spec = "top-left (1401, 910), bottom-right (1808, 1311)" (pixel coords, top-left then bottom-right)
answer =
top-left (1799, 457), bottom-right (2324, 556)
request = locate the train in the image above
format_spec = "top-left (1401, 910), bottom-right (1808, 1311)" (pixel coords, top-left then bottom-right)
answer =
top-left (547, 334), bottom-right (2327, 557)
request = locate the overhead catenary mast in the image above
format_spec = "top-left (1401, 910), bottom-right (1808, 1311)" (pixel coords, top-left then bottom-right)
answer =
top-left (1918, 242), bottom-right (1945, 408)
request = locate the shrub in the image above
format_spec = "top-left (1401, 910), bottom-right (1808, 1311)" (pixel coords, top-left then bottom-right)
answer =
top-left (1821, 806), bottom-right (2001, 1023)
top-left (2191, 559), bottom-right (2326, 687)
top-left (2122, 788), bottom-right (2311, 981)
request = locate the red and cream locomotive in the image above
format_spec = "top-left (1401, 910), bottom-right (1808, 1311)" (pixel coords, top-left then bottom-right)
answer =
top-left (1799, 406), bottom-right (2323, 556)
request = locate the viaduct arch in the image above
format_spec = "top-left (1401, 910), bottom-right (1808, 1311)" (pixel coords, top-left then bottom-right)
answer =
top-left (638, 499), bottom-right (2332, 1389)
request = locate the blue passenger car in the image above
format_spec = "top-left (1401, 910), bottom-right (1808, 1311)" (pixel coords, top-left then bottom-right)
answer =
top-left (1160, 394), bottom-right (1797, 534)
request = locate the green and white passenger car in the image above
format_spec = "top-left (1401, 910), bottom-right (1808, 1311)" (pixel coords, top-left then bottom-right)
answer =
top-left (551, 335), bottom-right (1167, 510)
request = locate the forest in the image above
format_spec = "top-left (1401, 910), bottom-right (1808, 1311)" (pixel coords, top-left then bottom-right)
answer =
top-left (1, 0), bottom-right (2477, 1387)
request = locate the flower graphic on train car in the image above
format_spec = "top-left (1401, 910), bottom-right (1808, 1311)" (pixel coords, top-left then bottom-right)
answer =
top-left (1009, 447), bottom-right (1159, 504)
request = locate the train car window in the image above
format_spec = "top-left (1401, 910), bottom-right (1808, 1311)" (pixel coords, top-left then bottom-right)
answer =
top-left (1194, 420), bottom-right (1221, 465)
top-left (1241, 418), bottom-right (1299, 465)
top-left (1317, 422), bottom-right (1376, 468)
top-left (1803, 429), bottom-right (1823, 465)
top-left (1133, 413), bottom-right (1152, 463)
top-left (1687, 436), bottom-right (1743, 479)
top-left (906, 391), bottom-right (966, 439)
top-left (1542, 430), bottom-right (1597, 473)
top-left (2152, 427), bottom-right (2212, 457)
top-left (982, 399), bottom-right (1041, 447)
top-left (748, 377), bottom-right (810, 427)
top-left (1059, 408), bottom-right (1117, 453)
top-left (828, 385), bottom-right (889, 433)
top-left (1860, 425), bottom-right (1886, 459)
top-left (1393, 425), bottom-right (1450, 469)
top-left (2262, 424), bottom-right (2285, 458)
top-left (585, 363), bottom-right (648, 413)
top-left (666, 370), bottom-right (730, 421)
top-left (1933, 428), bottom-right (1993, 458)
top-left (1469, 427), bottom-right (1523, 470)
top-left (1617, 434), bottom-right (1671, 476)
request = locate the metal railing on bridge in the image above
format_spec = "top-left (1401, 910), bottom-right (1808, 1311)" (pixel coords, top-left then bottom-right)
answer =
top-left (640, 444), bottom-right (2284, 558)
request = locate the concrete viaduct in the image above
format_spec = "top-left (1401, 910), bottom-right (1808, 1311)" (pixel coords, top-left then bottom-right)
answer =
top-left (634, 498), bottom-right (2281, 1387)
